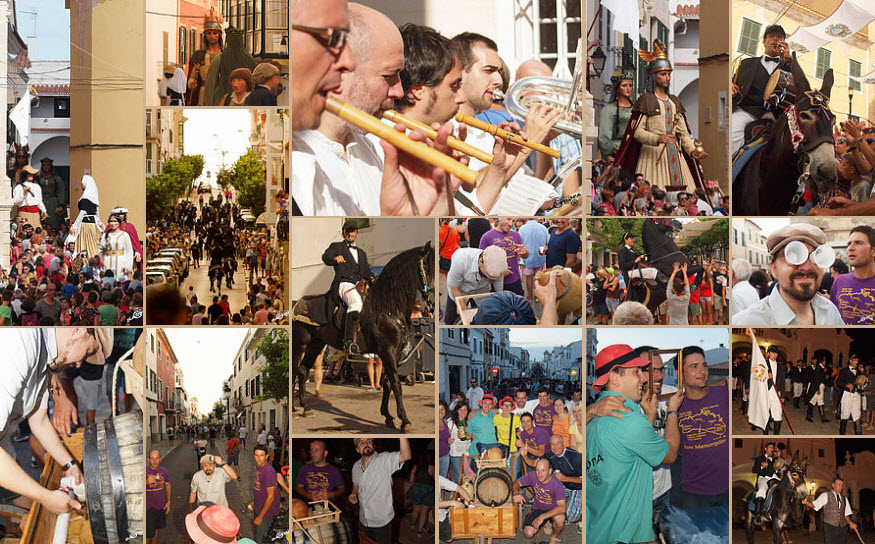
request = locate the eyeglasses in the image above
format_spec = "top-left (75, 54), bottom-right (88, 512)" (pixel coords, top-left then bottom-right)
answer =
top-left (781, 240), bottom-right (834, 268)
top-left (292, 24), bottom-right (350, 53)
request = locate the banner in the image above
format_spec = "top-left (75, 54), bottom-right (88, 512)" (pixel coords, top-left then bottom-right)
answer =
top-left (746, 331), bottom-right (770, 431)
top-left (9, 89), bottom-right (31, 147)
top-left (786, 0), bottom-right (875, 55)
top-left (601, 0), bottom-right (640, 41)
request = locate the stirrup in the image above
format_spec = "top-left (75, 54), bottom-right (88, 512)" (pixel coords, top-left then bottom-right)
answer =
top-left (346, 342), bottom-right (361, 355)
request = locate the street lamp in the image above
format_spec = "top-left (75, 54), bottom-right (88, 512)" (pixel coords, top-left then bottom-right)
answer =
top-left (590, 46), bottom-right (607, 78)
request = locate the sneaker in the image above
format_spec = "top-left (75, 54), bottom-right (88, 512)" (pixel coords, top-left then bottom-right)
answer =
top-left (13, 433), bottom-right (29, 443)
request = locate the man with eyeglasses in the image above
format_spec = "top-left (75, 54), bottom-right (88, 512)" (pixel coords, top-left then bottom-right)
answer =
top-left (829, 226), bottom-right (875, 325)
top-left (349, 437), bottom-right (411, 544)
top-left (732, 223), bottom-right (843, 325)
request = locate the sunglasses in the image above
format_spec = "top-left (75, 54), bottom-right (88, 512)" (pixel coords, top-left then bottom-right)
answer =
top-left (292, 24), bottom-right (350, 54)
top-left (781, 241), bottom-right (834, 268)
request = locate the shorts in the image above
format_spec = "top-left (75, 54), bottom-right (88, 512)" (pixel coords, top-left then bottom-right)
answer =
top-left (522, 264), bottom-right (546, 276)
top-left (714, 297), bottom-right (724, 310)
top-left (688, 302), bottom-right (701, 316)
top-left (606, 298), bottom-right (619, 313)
top-left (524, 509), bottom-right (561, 529)
top-left (146, 508), bottom-right (167, 537)
top-left (75, 376), bottom-right (102, 411)
top-left (594, 302), bottom-right (609, 315)
top-left (700, 296), bottom-right (712, 302)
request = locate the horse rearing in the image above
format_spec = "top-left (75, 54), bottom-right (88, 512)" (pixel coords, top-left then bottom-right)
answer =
top-left (745, 458), bottom-right (808, 544)
top-left (292, 242), bottom-right (434, 433)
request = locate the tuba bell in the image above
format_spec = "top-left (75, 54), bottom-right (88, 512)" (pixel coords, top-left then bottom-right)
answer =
top-left (504, 76), bottom-right (583, 139)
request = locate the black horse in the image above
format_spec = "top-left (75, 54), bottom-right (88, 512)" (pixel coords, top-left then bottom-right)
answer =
top-left (635, 218), bottom-right (703, 315)
top-left (292, 242), bottom-right (434, 433)
top-left (733, 54), bottom-right (836, 215)
top-left (745, 457), bottom-right (808, 544)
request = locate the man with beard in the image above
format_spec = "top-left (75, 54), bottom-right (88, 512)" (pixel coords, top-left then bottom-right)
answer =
top-left (349, 437), bottom-right (411, 544)
top-left (615, 40), bottom-right (706, 191)
top-left (37, 157), bottom-right (66, 232)
top-left (186, 7), bottom-right (224, 105)
top-left (830, 226), bottom-right (875, 324)
top-left (188, 454), bottom-right (238, 510)
top-left (586, 344), bottom-right (682, 544)
top-left (805, 356), bottom-right (831, 424)
top-left (733, 223), bottom-right (843, 325)
top-left (836, 355), bottom-right (864, 435)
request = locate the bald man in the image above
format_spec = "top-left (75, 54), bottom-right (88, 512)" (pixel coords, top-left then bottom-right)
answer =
top-left (291, 0), bottom-right (356, 130)
top-left (292, 3), bottom-right (404, 215)
top-left (515, 59), bottom-right (581, 198)
top-left (512, 458), bottom-right (567, 543)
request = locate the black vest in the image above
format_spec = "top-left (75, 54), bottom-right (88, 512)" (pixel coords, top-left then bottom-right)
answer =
top-left (739, 61), bottom-right (772, 117)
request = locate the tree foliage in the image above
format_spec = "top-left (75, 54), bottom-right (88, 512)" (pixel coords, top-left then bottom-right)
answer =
top-left (258, 329), bottom-right (289, 403)
top-left (225, 149), bottom-right (266, 216)
top-left (145, 154), bottom-right (205, 220)
top-left (586, 218), bottom-right (729, 261)
top-left (212, 401), bottom-right (226, 422)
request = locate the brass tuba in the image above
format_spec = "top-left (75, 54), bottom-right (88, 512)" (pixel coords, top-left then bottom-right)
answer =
top-left (503, 76), bottom-right (583, 139)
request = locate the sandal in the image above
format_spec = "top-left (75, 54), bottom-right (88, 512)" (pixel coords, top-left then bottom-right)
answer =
top-left (367, 388), bottom-right (377, 392)
top-left (313, 390), bottom-right (323, 398)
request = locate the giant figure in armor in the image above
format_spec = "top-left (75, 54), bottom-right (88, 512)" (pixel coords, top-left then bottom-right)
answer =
top-left (186, 8), bottom-right (224, 106)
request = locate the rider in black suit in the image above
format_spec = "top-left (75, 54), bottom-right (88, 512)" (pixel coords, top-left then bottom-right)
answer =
top-left (321, 219), bottom-right (375, 353)
top-left (751, 442), bottom-right (777, 522)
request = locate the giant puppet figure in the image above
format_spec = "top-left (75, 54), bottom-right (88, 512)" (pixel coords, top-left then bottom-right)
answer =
top-left (186, 7), bottom-right (224, 106)
top-left (616, 40), bottom-right (706, 192)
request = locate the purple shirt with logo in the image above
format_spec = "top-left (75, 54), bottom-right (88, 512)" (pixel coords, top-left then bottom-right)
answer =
top-left (254, 463), bottom-right (280, 517)
top-left (519, 426), bottom-right (550, 452)
top-left (518, 471), bottom-right (566, 511)
top-left (296, 462), bottom-right (344, 495)
top-left (479, 229), bottom-right (524, 285)
top-left (146, 466), bottom-right (170, 511)
top-left (678, 385), bottom-right (729, 495)
top-left (830, 273), bottom-right (875, 325)
top-left (532, 403), bottom-right (557, 430)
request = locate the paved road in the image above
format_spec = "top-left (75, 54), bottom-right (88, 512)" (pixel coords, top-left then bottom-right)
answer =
top-left (182, 252), bottom-right (251, 315)
top-left (733, 525), bottom-right (875, 542)
top-left (731, 395), bottom-right (875, 435)
top-left (292, 380), bottom-right (435, 434)
top-left (153, 436), bottom-right (274, 542)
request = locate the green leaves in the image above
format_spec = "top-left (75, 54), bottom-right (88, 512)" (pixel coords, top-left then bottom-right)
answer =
top-left (224, 149), bottom-right (266, 217)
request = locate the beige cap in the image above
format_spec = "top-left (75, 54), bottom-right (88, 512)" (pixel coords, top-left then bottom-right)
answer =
top-left (767, 223), bottom-right (827, 256)
top-left (481, 246), bottom-right (508, 279)
top-left (252, 62), bottom-right (279, 85)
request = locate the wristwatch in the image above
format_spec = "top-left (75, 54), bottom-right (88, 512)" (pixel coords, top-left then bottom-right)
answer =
top-left (216, 462), bottom-right (225, 467)
top-left (62, 460), bottom-right (77, 471)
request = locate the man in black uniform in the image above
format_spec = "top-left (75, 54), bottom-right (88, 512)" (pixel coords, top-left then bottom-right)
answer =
top-left (731, 24), bottom-right (790, 153)
top-left (321, 220), bottom-right (375, 354)
top-left (804, 356), bottom-right (830, 423)
top-left (617, 233), bottom-right (656, 303)
top-left (790, 360), bottom-right (804, 408)
top-left (751, 442), bottom-right (777, 524)
top-left (836, 355), bottom-right (863, 435)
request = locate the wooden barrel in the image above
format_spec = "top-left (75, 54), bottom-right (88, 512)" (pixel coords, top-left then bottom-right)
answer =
top-left (83, 411), bottom-right (144, 543)
top-left (475, 467), bottom-right (513, 507)
top-left (536, 266), bottom-right (582, 315)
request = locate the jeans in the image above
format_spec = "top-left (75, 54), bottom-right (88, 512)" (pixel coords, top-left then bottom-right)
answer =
top-left (449, 456), bottom-right (463, 481)
top-left (439, 453), bottom-right (450, 479)
top-left (254, 514), bottom-right (275, 543)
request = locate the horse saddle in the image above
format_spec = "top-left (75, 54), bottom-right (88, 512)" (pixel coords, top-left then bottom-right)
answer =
top-left (292, 293), bottom-right (345, 329)
top-left (747, 481), bottom-right (780, 512)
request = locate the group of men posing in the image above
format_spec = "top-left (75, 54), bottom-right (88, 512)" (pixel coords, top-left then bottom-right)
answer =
top-left (586, 344), bottom-right (729, 543)
top-left (292, 0), bottom-right (578, 217)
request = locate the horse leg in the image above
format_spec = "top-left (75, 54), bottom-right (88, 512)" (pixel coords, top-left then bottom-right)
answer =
top-left (380, 377), bottom-right (395, 429)
top-left (745, 516), bottom-right (755, 544)
top-left (384, 352), bottom-right (413, 433)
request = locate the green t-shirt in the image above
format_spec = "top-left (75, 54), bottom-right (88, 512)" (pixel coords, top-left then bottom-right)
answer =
top-left (0, 305), bottom-right (11, 325)
top-left (586, 391), bottom-right (669, 544)
top-left (466, 410), bottom-right (497, 455)
top-left (98, 304), bottom-right (119, 326)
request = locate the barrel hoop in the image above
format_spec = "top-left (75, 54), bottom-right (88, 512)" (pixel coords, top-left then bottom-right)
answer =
top-left (104, 416), bottom-right (131, 541)
top-left (83, 422), bottom-right (108, 544)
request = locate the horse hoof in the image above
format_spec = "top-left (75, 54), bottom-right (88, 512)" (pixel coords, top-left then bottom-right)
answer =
top-left (385, 418), bottom-right (396, 429)
top-left (401, 424), bottom-right (414, 434)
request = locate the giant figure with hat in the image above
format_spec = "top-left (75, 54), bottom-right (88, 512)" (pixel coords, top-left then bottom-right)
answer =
top-left (38, 157), bottom-right (67, 232)
top-left (615, 40), bottom-right (707, 192)
top-left (105, 206), bottom-right (142, 267)
top-left (8, 147), bottom-right (30, 186)
top-left (99, 211), bottom-right (136, 281)
top-left (186, 7), bottom-right (224, 106)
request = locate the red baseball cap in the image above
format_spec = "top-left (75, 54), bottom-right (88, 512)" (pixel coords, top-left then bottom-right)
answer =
top-left (480, 394), bottom-right (496, 404)
top-left (592, 344), bottom-right (650, 391)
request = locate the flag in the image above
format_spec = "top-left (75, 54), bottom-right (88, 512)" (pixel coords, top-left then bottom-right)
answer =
top-left (601, 0), bottom-right (640, 41)
top-left (747, 331), bottom-right (770, 431)
top-left (9, 89), bottom-right (31, 147)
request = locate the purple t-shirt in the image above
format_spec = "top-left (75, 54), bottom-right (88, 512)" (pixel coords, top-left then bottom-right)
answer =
top-left (678, 385), bottom-right (729, 495)
top-left (518, 471), bottom-right (566, 511)
top-left (146, 466), bottom-right (170, 511)
top-left (296, 462), bottom-right (344, 495)
top-left (519, 426), bottom-right (550, 452)
top-left (479, 229), bottom-right (524, 285)
top-left (532, 403), bottom-right (557, 430)
top-left (254, 463), bottom-right (280, 517)
top-left (439, 419), bottom-right (451, 457)
top-left (830, 273), bottom-right (875, 325)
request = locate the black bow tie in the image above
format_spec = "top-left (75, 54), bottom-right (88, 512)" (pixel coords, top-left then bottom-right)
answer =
top-left (764, 56), bottom-right (780, 63)
top-left (347, 243), bottom-right (357, 249)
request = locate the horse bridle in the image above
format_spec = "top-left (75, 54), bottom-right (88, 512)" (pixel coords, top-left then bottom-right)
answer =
top-left (786, 90), bottom-right (834, 213)
top-left (417, 255), bottom-right (433, 311)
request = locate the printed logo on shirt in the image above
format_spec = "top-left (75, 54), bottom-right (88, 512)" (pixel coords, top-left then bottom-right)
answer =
top-left (305, 471), bottom-right (330, 492)
top-left (586, 454), bottom-right (604, 486)
top-left (147, 472), bottom-right (165, 492)
top-left (679, 405), bottom-right (727, 445)
top-left (833, 286), bottom-right (875, 324)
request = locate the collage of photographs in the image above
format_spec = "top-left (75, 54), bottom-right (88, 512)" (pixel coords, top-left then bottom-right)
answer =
top-left (1, 0), bottom-right (875, 543)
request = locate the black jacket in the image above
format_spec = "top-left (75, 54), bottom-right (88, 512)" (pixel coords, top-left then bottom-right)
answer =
top-left (244, 85), bottom-right (277, 106)
top-left (752, 455), bottom-right (776, 478)
top-left (804, 365), bottom-right (827, 400)
top-left (732, 56), bottom-right (790, 117)
top-left (618, 245), bottom-right (641, 276)
top-left (321, 241), bottom-right (374, 292)
top-left (764, 357), bottom-right (786, 397)
top-left (836, 367), bottom-right (860, 395)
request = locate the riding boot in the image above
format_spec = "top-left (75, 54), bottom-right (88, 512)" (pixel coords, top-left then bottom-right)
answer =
top-left (753, 497), bottom-right (766, 525)
top-left (761, 420), bottom-right (770, 435)
top-left (343, 311), bottom-right (361, 355)
top-left (839, 419), bottom-right (848, 435)
top-left (855, 419), bottom-right (863, 435)
top-left (806, 404), bottom-right (814, 422)
top-left (819, 406), bottom-right (830, 423)
top-left (773, 420), bottom-right (782, 435)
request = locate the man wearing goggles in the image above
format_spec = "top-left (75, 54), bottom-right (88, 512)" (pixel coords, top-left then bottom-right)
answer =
top-left (732, 223), bottom-right (843, 325)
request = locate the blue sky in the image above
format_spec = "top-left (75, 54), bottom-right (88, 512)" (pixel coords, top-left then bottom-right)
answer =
top-left (15, 0), bottom-right (69, 61)
top-left (509, 328), bottom-right (584, 360)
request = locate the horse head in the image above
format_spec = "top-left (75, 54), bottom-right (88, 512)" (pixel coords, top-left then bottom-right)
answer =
top-left (648, 218), bottom-right (682, 234)
top-left (788, 53), bottom-right (837, 194)
top-left (786, 451), bottom-right (809, 500)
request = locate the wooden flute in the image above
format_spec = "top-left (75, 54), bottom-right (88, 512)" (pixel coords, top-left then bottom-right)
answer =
top-left (454, 112), bottom-right (561, 159)
top-left (382, 110), bottom-right (494, 165)
top-left (324, 97), bottom-right (479, 185)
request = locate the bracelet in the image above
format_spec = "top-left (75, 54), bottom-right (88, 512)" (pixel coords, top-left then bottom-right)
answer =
top-left (62, 460), bottom-right (77, 471)
top-left (667, 410), bottom-right (679, 417)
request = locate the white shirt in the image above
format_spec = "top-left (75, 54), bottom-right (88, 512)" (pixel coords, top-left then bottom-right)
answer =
top-left (352, 451), bottom-right (402, 527)
top-left (238, 427), bottom-right (248, 438)
top-left (0, 330), bottom-right (54, 440)
top-left (12, 182), bottom-right (46, 212)
top-left (761, 55), bottom-right (781, 75)
top-left (511, 399), bottom-right (540, 416)
top-left (446, 248), bottom-right (503, 301)
top-left (465, 386), bottom-right (484, 409)
top-left (811, 491), bottom-right (852, 516)
top-left (191, 468), bottom-right (231, 506)
top-left (292, 130), bottom-right (382, 216)
top-left (695, 199), bottom-right (713, 216)
top-left (732, 281), bottom-right (761, 315)
top-left (438, 475), bottom-right (459, 522)
top-left (653, 384), bottom-right (678, 500)
top-left (732, 285), bottom-right (844, 326)
top-left (257, 430), bottom-right (267, 445)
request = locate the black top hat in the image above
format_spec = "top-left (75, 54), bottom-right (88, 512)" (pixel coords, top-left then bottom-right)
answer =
top-left (763, 25), bottom-right (786, 40)
top-left (342, 219), bottom-right (359, 231)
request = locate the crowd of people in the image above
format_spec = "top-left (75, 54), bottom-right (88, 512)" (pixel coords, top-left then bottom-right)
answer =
top-left (157, 7), bottom-right (283, 107)
top-left (145, 195), bottom-right (287, 325)
top-left (147, 422), bottom-right (289, 544)
top-left (732, 224), bottom-right (875, 326)
top-left (292, 0), bottom-right (581, 216)
top-left (438, 380), bottom-right (583, 542)
top-left (586, 344), bottom-right (729, 542)
top-left (440, 217), bottom-right (583, 325)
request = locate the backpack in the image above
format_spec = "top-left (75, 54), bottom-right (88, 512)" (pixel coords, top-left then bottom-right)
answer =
top-left (231, 441), bottom-right (241, 456)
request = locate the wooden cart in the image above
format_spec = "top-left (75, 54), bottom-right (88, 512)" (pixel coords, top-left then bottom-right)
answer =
top-left (449, 504), bottom-right (520, 544)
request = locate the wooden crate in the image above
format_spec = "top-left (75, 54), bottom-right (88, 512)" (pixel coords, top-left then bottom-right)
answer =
top-left (292, 500), bottom-right (341, 531)
top-left (450, 505), bottom-right (518, 540)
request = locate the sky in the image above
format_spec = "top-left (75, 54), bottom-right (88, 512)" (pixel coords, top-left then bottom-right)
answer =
top-left (508, 328), bottom-right (583, 360)
top-left (163, 328), bottom-right (249, 416)
top-left (593, 328), bottom-right (729, 352)
top-left (747, 218), bottom-right (790, 238)
top-left (182, 109), bottom-right (251, 187)
top-left (16, 0), bottom-right (69, 61)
